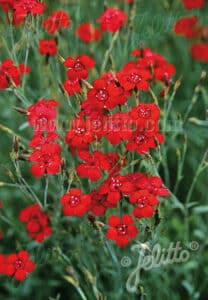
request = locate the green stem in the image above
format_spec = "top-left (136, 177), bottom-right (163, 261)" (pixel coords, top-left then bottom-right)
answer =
top-left (44, 175), bottom-right (49, 209)
top-left (101, 31), bottom-right (119, 74)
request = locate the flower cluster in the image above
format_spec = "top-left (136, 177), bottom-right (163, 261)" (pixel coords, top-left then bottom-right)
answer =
top-left (0, 2), bottom-right (175, 264)
top-left (0, 0), bottom-right (45, 25)
top-left (27, 99), bottom-right (61, 177)
top-left (0, 59), bottom-right (30, 90)
top-left (60, 45), bottom-right (173, 246)
top-left (19, 204), bottom-right (52, 242)
top-left (0, 250), bottom-right (35, 281)
top-left (173, 3), bottom-right (208, 62)
top-left (63, 54), bottom-right (95, 96)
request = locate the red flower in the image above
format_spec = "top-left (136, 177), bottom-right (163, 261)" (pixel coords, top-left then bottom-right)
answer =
top-left (27, 99), bottom-right (58, 132)
top-left (97, 7), bottom-right (127, 32)
top-left (182, 0), bottom-right (204, 10)
top-left (173, 16), bottom-right (201, 38)
top-left (129, 190), bottom-right (159, 218)
top-left (76, 22), bottom-right (101, 43)
top-left (60, 188), bottom-right (91, 216)
top-left (5, 250), bottom-right (35, 281)
top-left (86, 78), bottom-right (128, 110)
top-left (64, 54), bottom-right (95, 80)
top-left (130, 103), bottom-right (160, 121)
top-left (191, 43), bottom-right (208, 62)
top-left (76, 151), bottom-right (111, 181)
top-left (106, 214), bottom-right (138, 246)
top-left (0, 0), bottom-right (14, 11)
top-left (98, 174), bottom-right (134, 204)
top-left (126, 129), bottom-right (164, 154)
top-left (136, 175), bottom-right (170, 197)
top-left (0, 200), bottom-right (3, 209)
top-left (63, 78), bottom-right (81, 96)
top-left (39, 39), bottom-right (57, 56)
top-left (0, 59), bottom-right (30, 89)
top-left (43, 10), bottom-right (71, 34)
top-left (29, 143), bottom-right (61, 177)
top-left (19, 204), bottom-right (52, 242)
top-left (65, 118), bottom-right (94, 151)
top-left (103, 112), bottom-right (133, 144)
top-left (0, 254), bottom-right (6, 274)
top-left (13, 0), bottom-right (45, 24)
top-left (29, 131), bottom-right (59, 148)
top-left (89, 190), bottom-right (116, 216)
top-left (117, 67), bottom-right (151, 91)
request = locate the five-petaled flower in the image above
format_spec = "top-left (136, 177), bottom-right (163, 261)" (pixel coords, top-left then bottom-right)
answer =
top-left (106, 214), bottom-right (138, 246)
top-left (60, 188), bottom-right (91, 216)
top-left (5, 250), bottom-right (35, 281)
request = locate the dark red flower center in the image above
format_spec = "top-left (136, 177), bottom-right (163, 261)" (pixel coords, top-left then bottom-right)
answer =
top-left (137, 196), bottom-right (148, 208)
top-left (116, 224), bottom-right (127, 235)
top-left (129, 73), bottom-right (142, 83)
top-left (137, 108), bottom-right (151, 118)
top-left (69, 195), bottom-right (80, 206)
top-left (135, 134), bottom-right (147, 144)
top-left (15, 259), bottom-right (23, 270)
top-left (75, 127), bottom-right (85, 135)
top-left (111, 178), bottom-right (122, 189)
top-left (96, 89), bottom-right (109, 101)
top-left (74, 61), bottom-right (85, 71)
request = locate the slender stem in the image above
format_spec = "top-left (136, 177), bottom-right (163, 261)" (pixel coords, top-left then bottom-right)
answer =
top-left (22, 44), bottom-right (30, 91)
top-left (101, 31), bottom-right (119, 74)
top-left (44, 175), bottom-right (49, 209)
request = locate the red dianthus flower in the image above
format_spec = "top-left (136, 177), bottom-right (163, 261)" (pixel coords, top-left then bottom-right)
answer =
top-left (98, 174), bottom-right (134, 204)
top-left (29, 143), bottom-right (61, 177)
top-left (129, 190), bottom-right (159, 218)
top-left (76, 150), bottom-right (112, 181)
top-left (64, 54), bottom-right (95, 80)
top-left (182, 0), bottom-right (204, 10)
top-left (43, 10), bottom-right (71, 34)
top-left (19, 204), bottom-right (52, 242)
top-left (27, 99), bottom-right (58, 132)
top-left (5, 250), bottom-right (35, 281)
top-left (39, 39), bottom-right (57, 56)
top-left (97, 7), bottom-right (127, 32)
top-left (76, 22), bottom-right (101, 43)
top-left (106, 214), bottom-right (138, 246)
top-left (60, 188), bottom-right (91, 216)
top-left (0, 59), bottom-right (30, 89)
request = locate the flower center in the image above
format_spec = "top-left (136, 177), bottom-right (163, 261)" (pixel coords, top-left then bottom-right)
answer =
top-left (116, 224), bottom-right (127, 235)
top-left (129, 73), bottom-right (141, 83)
top-left (74, 61), bottom-right (84, 71)
top-left (138, 108), bottom-right (151, 118)
top-left (135, 134), bottom-right (146, 144)
top-left (75, 127), bottom-right (85, 135)
top-left (69, 195), bottom-right (80, 206)
top-left (137, 196), bottom-right (148, 208)
top-left (21, 0), bottom-right (35, 10)
top-left (15, 259), bottom-right (23, 270)
top-left (96, 89), bottom-right (109, 101)
top-left (111, 178), bottom-right (122, 189)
